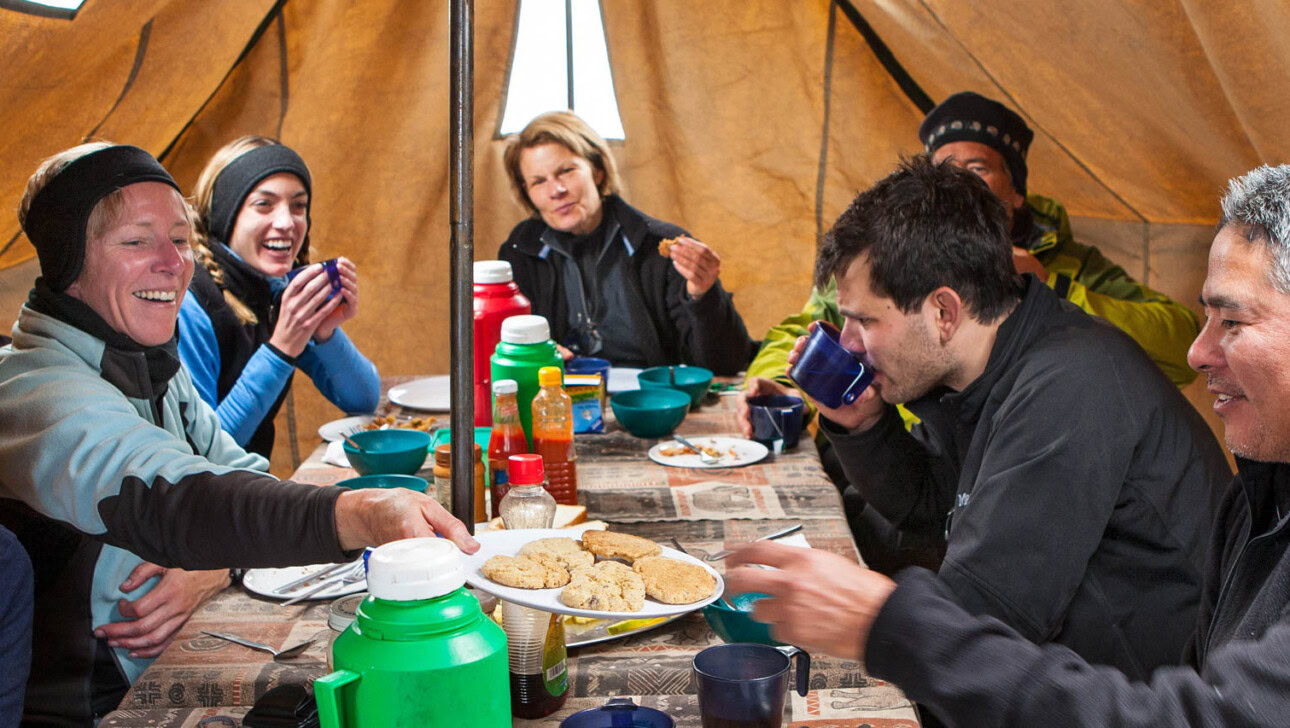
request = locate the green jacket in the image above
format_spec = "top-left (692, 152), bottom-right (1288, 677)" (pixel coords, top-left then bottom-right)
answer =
top-left (749, 195), bottom-right (1201, 395)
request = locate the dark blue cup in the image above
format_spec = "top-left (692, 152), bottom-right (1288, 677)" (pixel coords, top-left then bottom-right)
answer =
top-left (692, 643), bottom-right (810, 728)
top-left (746, 394), bottom-right (805, 453)
top-left (286, 257), bottom-right (342, 302)
top-left (559, 697), bottom-right (675, 728)
top-left (787, 322), bottom-right (873, 410)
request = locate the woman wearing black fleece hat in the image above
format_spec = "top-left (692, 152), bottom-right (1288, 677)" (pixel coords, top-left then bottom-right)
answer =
top-left (178, 136), bottom-right (379, 458)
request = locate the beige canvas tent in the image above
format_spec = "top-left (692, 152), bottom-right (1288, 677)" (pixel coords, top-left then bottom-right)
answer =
top-left (4, 0), bottom-right (1282, 474)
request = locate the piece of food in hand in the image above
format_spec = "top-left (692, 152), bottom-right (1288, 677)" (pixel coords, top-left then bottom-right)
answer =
top-left (632, 556), bottom-right (716, 604)
top-left (481, 554), bottom-right (569, 589)
top-left (560, 561), bottom-right (646, 612)
top-left (658, 237), bottom-right (679, 258)
top-left (519, 537), bottom-right (594, 572)
top-left (582, 530), bottom-right (662, 563)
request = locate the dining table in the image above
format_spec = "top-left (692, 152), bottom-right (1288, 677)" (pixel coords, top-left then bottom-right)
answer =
top-left (99, 376), bottom-right (919, 727)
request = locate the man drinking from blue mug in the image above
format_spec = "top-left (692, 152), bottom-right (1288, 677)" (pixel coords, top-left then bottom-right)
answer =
top-left (742, 155), bottom-right (1230, 704)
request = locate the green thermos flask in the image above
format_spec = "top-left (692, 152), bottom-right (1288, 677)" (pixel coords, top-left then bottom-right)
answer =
top-left (490, 314), bottom-right (563, 447)
top-left (315, 538), bottom-right (509, 728)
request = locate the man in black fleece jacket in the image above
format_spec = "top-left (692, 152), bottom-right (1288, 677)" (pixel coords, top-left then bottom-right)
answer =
top-left (730, 163), bottom-right (1290, 726)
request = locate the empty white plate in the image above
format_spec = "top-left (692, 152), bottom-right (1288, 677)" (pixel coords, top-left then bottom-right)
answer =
top-left (388, 376), bottom-right (452, 411)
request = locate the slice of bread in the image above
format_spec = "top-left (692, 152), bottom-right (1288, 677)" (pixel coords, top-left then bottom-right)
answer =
top-left (488, 504), bottom-right (588, 531)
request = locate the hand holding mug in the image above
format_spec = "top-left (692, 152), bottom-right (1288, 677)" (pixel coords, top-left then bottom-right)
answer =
top-left (270, 263), bottom-right (344, 357)
top-left (786, 321), bottom-right (884, 433)
top-left (736, 377), bottom-right (793, 438)
top-left (314, 257), bottom-right (360, 342)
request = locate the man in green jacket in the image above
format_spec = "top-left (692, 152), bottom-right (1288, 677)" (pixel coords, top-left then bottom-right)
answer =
top-left (740, 91), bottom-right (1201, 571)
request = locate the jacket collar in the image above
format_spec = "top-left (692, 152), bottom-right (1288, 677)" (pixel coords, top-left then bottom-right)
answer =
top-left (511, 195), bottom-right (654, 259)
top-left (209, 240), bottom-right (275, 318)
top-left (1233, 457), bottom-right (1290, 533)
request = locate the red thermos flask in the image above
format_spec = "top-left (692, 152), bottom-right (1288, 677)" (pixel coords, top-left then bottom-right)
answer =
top-left (474, 261), bottom-right (531, 426)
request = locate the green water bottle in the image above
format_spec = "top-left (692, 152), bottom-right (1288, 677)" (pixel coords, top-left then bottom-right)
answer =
top-left (490, 314), bottom-right (563, 447)
top-left (315, 538), bottom-right (509, 728)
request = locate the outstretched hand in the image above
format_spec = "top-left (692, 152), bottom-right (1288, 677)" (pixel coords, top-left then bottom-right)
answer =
top-left (725, 542), bottom-right (896, 661)
top-left (334, 487), bottom-right (481, 554)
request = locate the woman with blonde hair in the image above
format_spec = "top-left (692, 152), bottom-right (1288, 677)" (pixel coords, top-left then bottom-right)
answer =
top-left (178, 136), bottom-right (378, 456)
top-left (498, 111), bottom-right (754, 373)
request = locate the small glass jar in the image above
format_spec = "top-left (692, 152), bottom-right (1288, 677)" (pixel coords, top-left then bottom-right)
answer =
top-left (432, 442), bottom-right (486, 517)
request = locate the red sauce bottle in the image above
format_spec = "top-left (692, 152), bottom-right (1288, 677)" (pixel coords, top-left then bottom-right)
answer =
top-left (530, 367), bottom-right (578, 506)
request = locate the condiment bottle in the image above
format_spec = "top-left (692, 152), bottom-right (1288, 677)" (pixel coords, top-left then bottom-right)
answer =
top-left (315, 538), bottom-right (509, 728)
top-left (490, 315), bottom-right (563, 447)
top-left (496, 454), bottom-right (568, 718)
top-left (473, 261), bottom-right (531, 427)
top-left (488, 379), bottom-right (529, 519)
top-left (532, 366), bottom-right (579, 506)
top-left (432, 442), bottom-right (485, 519)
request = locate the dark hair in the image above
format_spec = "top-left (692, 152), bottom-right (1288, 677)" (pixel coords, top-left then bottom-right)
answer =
top-left (815, 155), bottom-right (1022, 322)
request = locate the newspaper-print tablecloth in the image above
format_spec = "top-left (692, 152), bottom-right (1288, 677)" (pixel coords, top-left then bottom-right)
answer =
top-left (102, 378), bottom-right (918, 728)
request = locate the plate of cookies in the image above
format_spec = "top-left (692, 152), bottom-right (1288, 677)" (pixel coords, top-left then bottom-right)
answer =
top-left (464, 528), bottom-right (725, 619)
top-left (648, 436), bottom-right (769, 469)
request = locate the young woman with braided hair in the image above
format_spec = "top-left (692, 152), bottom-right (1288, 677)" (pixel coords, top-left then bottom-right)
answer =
top-left (177, 136), bottom-right (379, 457)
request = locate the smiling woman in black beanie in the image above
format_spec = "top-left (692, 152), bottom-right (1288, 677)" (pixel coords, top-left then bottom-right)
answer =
top-left (177, 136), bottom-right (379, 458)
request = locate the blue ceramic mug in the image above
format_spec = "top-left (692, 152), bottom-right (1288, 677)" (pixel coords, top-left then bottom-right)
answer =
top-left (746, 394), bottom-right (805, 453)
top-left (286, 258), bottom-right (343, 302)
top-left (787, 322), bottom-right (873, 410)
top-left (692, 643), bottom-right (810, 728)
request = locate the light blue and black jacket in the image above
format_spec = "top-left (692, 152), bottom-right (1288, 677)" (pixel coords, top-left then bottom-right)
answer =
top-left (0, 304), bottom-right (349, 726)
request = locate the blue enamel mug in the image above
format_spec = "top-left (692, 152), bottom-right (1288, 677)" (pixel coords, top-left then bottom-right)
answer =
top-left (787, 322), bottom-right (873, 410)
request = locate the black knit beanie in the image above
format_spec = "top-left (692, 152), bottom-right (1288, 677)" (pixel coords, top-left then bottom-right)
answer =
top-left (918, 91), bottom-right (1034, 196)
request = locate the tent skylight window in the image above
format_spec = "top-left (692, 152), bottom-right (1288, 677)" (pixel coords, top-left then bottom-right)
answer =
top-left (0, 0), bottom-right (86, 19)
top-left (499, 0), bottom-right (625, 141)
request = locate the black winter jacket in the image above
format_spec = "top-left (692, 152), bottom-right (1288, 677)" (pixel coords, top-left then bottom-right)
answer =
top-left (866, 459), bottom-right (1290, 727)
top-left (825, 277), bottom-right (1230, 681)
top-left (497, 195), bottom-right (755, 374)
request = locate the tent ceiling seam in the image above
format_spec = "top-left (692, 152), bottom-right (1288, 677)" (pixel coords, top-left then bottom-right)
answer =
top-left (913, 0), bottom-right (1149, 226)
top-left (274, 11), bottom-right (289, 139)
top-left (0, 231), bottom-right (22, 261)
top-left (84, 18), bottom-right (153, 143)
top-left (1175, 0), bottom-right (1264, 163)
top-left (833, 0), bottom-right (933, 114)
top-left (815, 0), bottom-right (838, 242)
top-left (157, 0), bottom-right (290, 163)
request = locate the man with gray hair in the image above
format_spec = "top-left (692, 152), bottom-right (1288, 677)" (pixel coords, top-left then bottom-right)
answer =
top-left (728, 164), bottom-right (1290, 726)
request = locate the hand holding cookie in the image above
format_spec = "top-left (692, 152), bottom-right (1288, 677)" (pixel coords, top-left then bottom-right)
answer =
top-left (662, 236), bottom-right (722, 299)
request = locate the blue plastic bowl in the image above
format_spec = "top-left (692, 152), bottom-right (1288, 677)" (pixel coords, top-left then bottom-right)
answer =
top-left (637, 365), bottom-right (714, 409)
top-left (334, 474), bottom-right (429, 492)
top-left (342, 429), bottom-right (431, 476)
top-left (703, 591), bottom-right (783, 646)
top-left (610, 389), bottom-right (691, 438)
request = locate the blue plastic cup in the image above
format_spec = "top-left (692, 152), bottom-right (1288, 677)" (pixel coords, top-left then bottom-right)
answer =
top-left (566, 356), bottom-right (611, 382)
top-left (787, 322), bottom-right (873, 410)
top-left (286, 257), bottom-right (343, 302)
top-left (746, 394), bottom-right (805, 453)
top-left (692, 643), bottom-right (810, 728)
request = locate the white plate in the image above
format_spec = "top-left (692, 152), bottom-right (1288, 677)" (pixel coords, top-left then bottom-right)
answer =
top-left (318, 415), bottom-right (374, 442)
top-left (648, 436), bottom-right (770, 469)
top-left (243, 564), bottom-right (367, 601)
top-left (388, 376), bottom-right (452, 411)
top-left (607, 367), bottom-right (643, 394)
top-left (464, 529), bottom-right (724, 619)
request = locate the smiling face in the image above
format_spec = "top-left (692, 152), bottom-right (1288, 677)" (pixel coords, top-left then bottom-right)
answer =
top-left (227, 172), bottom-right (309, 277)
top-left (836, 255), bottom-right (955, 404)
top-left (932, 141), bottom-right (1025, 221)
top-left (1189, 225), bottom-right (1290, 462)
top-left (519, 142), bottom-right (605, 236)
top-left (66, 182), bottom-right (194, 346)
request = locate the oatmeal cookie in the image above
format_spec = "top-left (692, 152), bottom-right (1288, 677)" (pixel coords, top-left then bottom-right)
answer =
top-left (481, 554), bottom-right (569, 589)
top-left (559, 561), bottom-right (646, 612)
top-left (519, 537), bottom-right (594, 572)
top-left (632, 556), bottom-right (716, 604)
top-left (581, 530), bottom-right (661, 563)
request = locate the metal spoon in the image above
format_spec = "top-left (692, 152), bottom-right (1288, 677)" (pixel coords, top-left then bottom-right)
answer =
top-left (341, 434), bottom-right (368, 453)
top-left (704, 523), bottom-right (803, 561)
top-left (673, 434), bottom-right (718, 465)
top-left (201, 631), bottom-right (316, 661)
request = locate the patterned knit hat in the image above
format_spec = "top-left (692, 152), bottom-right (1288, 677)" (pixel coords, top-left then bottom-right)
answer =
top-left (919, 91), bottom-right (1034, 195)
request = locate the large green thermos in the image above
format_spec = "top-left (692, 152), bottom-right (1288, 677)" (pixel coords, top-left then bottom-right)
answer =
top-left (490, 314), bottom-right (563, 447)
top-left (315, 538), bottom-right (509, 728)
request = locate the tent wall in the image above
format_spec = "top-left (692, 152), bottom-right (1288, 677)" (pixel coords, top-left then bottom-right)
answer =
top-left (2, 0), bottom-right (1263, 474)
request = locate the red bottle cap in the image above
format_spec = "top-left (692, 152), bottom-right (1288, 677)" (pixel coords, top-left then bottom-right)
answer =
top-left (508, 454), bottom-right (545, 485)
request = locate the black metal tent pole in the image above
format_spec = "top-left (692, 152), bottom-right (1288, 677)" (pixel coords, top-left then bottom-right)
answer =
top-left (449, 0), bottom-right (475, 533)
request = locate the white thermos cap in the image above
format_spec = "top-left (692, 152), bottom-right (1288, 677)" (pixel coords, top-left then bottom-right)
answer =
top-left (474, 260), bottom-right (514, 284)
top-left (500, 314), bottom-right (550, 344)
top-left (366, 537), bottom-right (464, 600)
